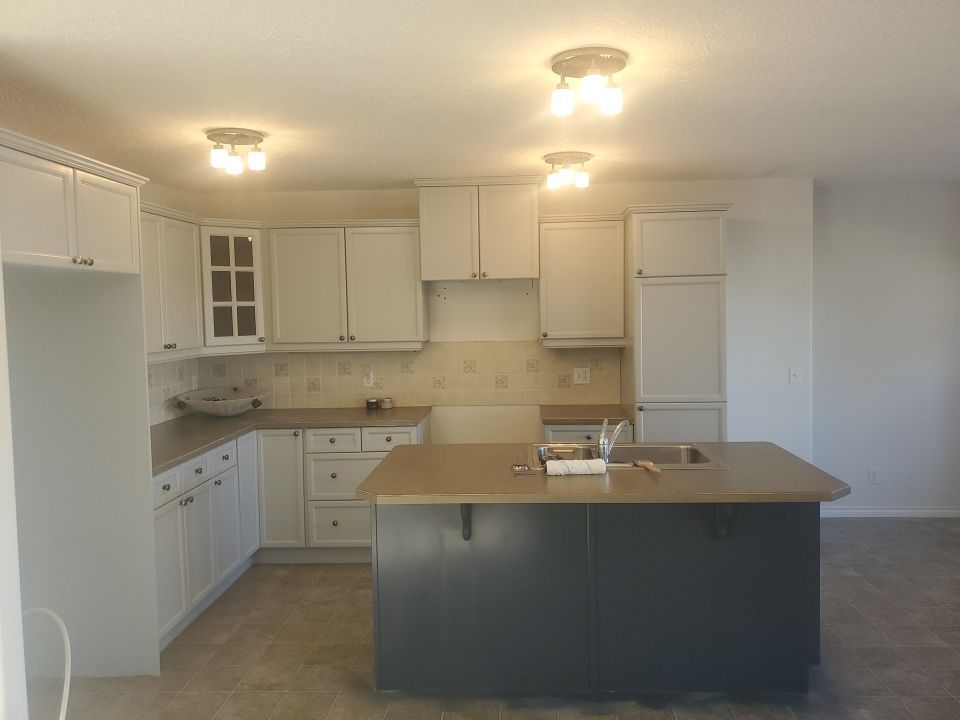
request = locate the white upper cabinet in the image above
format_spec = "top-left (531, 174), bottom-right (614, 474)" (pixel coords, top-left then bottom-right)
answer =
top-left (629, 211), bottom-right (725, 277)
top-left (270, 228), bottom-right (347, 343)
top-left (419, 182), bottom-right (539, 280)
top-left (0, 144), bottom-right (141, 273)
top-left (634, 276), bottom-right (726, 402)
top-left (75, 170), bottom-right (140, 273)
top-left (201, 227), bottom-right (265, 348)
top-left (142, 213), bottom-right (203, 356)
top-left (346, 227), bottom-right (425, 342)
top-left (419, 186), bottom-right (479, 280)
top-left (478, 185), bottom-right (539, 279)
top-left (0, 148), bottom-right (76, 267)
top-left (539, 221), bottom-right (624, 344)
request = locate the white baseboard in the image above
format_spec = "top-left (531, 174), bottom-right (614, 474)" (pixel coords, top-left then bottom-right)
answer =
top-left (820, 507), bottom-right (960, 518)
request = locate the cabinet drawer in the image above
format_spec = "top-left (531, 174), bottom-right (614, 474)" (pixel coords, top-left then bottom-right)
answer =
top-left (180, 456), bottom-right (209, 493)
top-left (305, 453), bottom-right (386, 500)
top-left (544, 425), bottom-right (634, 444)
top-left (304, 428), bottom-right (361, 453)
top-left (152, 468), bottom-right (182, 510)
top-left (307, 501), bottom-right (371, 547)
top-left (205, 440), bottom-right (237, 477)
top-left (361, 426), bottom-right (417, 452)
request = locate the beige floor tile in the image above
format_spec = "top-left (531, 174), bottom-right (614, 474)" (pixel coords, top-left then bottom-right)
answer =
top-left (212, 691), bottom-right (283, 720)
top-left (206, 642), bottom-right (272, 667)
top-left (383, 696), bottom-right (444, 720)
top-left (256, 642), bottom-right (316, 666)
top-left (158, 690), bottom-right (231, 720)
top-left (305, 642), bottom-right (360, 665)
top-left (112, 691), bottom-right (179, 720)
top-left (272, 623), bottom-right (327, 644)
top-left (247, 605), bottom-right (297, 625)
top-left (229, 623), bottom-right (285, 644)
top-left (288, 663), bottom-right (350, 691)
top-left (184, 666), bottom-right (251, 692)
top-left (133, 667), bottom-right (201, 692)
top-left (177, 622), bottom-right (243, 645)
top-left (288, 603), bottom-right (338, 624)
top-left (238, 664), bottom-right (301, 692)
top-left (266, 691), bottom-right (338, 720)
top-left (319, 622), bottom-right (369, 644)
top-left (161, 643), bottom-right (221, 669)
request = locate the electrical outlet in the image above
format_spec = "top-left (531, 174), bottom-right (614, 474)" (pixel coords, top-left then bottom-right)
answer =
top-left (867, 467), bottom-right (880, 485)
top-left (363, 369), bottom-right (375, 388)
top-left (573, 368), bottom-right (591, 385)
top-left (788, 367), bottom-right (802, 385)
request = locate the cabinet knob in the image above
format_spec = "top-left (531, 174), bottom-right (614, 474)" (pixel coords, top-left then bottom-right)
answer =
top-left (195, 467), bottom-right (203, 475)
top-left (481, 272), bottom-right (487, 278)
top-left (330, 472), bottom-right (337, 479)
top-left (637, 268), bottom-right (643, 275)
top-left (179, 499), bottom-right (187, 506)
top-left (162, 483), bottom-right (171, 491)
top-left (542, 332), bottom-right (548, 338)
top-left (329, 437), bottom-right (336, 444)
top-left (349, 335), bottom-right (356, 341)
top-left (637, 405), bottom-right (644, 412)
top-left (385, 436), bottom-right (392, 442)
top-left (72, 256), bottom-right (83, 265)
top-left (331, 520), bottom-right (339, 527)
top-left (171, 342), bottom-right (177, 349)
top-left (222, 454), bottom-right (230, 461)
top-left (163, 343), bottom-right (172, 350)
top-left (85, 257), bottom-right (95, 267)
top-left (585, 434), bottom-right (593, 440)
top-left (186, 496), bottom-right (194, 503)
top-left (258, 337), bottom-right (265, 343)
top-left (340, 335), bottom-right (346, 341)
top-left (471, 272), bottom-right (477, 278)
top-left (214, 479), bottom-right (222, 486)
top-left (293, 430), bottom-right (300, 437)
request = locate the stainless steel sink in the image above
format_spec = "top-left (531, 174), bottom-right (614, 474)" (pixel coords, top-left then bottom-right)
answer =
top-left (532, 443), bottom-right (726, 470)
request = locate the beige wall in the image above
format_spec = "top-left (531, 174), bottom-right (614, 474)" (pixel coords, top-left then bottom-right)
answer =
top-left (147, 357), bottom-right (200, 424)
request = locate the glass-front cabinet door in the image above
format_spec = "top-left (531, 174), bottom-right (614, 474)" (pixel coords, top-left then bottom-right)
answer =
top-left (200, 227), bottom-right (265, 347)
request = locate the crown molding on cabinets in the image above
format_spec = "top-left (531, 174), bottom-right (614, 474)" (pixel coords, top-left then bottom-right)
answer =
top-left (539, 213), bottom-right (625, 223)
top-left (623, 203), bottom-right (732, 215)
top-left (0, 127), bottom-right (148, 187)
top-left (139, 202), bottom-right (418, 229)
top-left (413, 176), bottom-right (542, 187)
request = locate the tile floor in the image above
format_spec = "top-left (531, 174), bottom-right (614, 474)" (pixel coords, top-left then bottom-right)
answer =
top-left (26, 518), bottom-right (960, 719)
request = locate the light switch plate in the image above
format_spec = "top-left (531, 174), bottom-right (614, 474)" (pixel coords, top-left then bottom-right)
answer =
top-left (573, 368), bottom-right (591, 385)
top-left (788, 367), bottom-right (802, 385)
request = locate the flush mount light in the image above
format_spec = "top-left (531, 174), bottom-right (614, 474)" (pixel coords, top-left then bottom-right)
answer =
top-left (206, 128), bottom-right (267, 174)
top-left (549, 47), bottom-right (628, 116)
top-left (543, 151), bottom-right (593, 190)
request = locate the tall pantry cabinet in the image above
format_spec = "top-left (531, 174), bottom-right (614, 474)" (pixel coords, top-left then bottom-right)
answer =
top-left (621, 209), bottom-right (728, 441)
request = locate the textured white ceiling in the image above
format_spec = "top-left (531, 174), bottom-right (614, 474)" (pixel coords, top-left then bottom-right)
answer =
top-left (1, 1), bottom-right (959, 191)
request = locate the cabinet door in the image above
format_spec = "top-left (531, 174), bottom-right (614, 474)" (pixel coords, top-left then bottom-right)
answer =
top-left (153, 499), bottom-right (188, 637)
top-left (635, 403), bottom-right (726, 442)
top-left (161, 218), bottom-right (203, 351)
top-left (211, 467), bottom-right (242, 582)
top-left (257, 429), bottom-right (305, 548)
top-left (237, 432), bottom-right (261, 560)
top-left (140, 213), bottom-right (165, 354)
top-left (75, 170), bottom-right (140, 273)
top-left (0, 148), bottom-right (76, 267)
top-left (419, 186), bottom-right (479, 280)
top-left (182, 479), bottom-right (217, 607)
top-left (201, 227), bottom-right (265, 346)
top-left (305, 452), bottom-right (385, 500)
top-left (635, 277), bottom-right (725, 402)
top-left (270, 228), bottom-right (347, 343)
top-left (478, 184), bottom-right (539, 279)
top-left (630, 212), bottom-right (725, 277)
top-left (346, 227), bottom-right (424, 341)
top-left (307, 500), bottom-right (371, 547)
top-left (539, 221), bottom-right (624, 340)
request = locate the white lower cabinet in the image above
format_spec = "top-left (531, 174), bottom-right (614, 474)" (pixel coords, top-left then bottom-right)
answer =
top-left (153, 497), bottom-right (188, 638)
top-left (258, 429), bottom-right (305, 548)
top-left (211, 467), bottom-right (242, 583)
top-left (544, 424), bottom-right (634, 444)
top-left (307, 501), bottom-right (372, 548)
top-left (634, 403), bottom-right (726, 442)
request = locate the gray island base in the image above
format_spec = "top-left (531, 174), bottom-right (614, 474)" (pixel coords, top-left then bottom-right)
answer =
top-left (359, 442), bottom-right (850, 695)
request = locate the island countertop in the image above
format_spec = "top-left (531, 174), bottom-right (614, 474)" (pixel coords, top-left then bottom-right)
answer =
top-left (356, 442), bottom-right (850, 504)
top-left (151, 407), bottom-right (431, 474)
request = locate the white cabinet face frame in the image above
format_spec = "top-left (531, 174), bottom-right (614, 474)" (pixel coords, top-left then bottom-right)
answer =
top-left (0, 148), bottom-right (77, 267)
top-left (237, 432), bottom-right (261, 560)
top-left (478, 184), bottom-right (539, 279)
top-left (634, 402), bottom-right (726, 442)
top-left (140, 213), bottom-right (165, 354)
top-left (74, 170), bottom-right (140, 273)
top-left (270, 228), bottom-right (347, 344)
top-left (201, 227), bottom-right (265, 347)
top-left (346, 227), bottom-right (424, 342)
top-left (630, 212), bottom-right (726, 278)
top-left (419, 185), bottom-right (479, 281)
top-left (153, 499), bottom-right (188, 637)
top-left (539, 221), bottom-right (624, 340)
top-left (160, 218), bottom-right (203, 352)
top-left (635, 276), bottom-right (726, 403)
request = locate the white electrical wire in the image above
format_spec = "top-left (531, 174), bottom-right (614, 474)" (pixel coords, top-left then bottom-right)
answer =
top-left (23, 607), bottom-right (71, 720)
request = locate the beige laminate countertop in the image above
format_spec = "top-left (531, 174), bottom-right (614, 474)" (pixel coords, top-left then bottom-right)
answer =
top-left (539, 404), bottom-right (635, 425)
top-left (151, 407), bottom-right (431, 474)
top-left (356, 442), bottom-right (850, 504)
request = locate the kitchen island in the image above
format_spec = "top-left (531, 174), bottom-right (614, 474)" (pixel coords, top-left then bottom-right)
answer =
top-left (357, 442), bottom-right (849, 695)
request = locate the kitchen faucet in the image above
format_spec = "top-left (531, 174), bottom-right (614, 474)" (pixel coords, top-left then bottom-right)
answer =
top-left (598, 418), bottom-right (630, 463)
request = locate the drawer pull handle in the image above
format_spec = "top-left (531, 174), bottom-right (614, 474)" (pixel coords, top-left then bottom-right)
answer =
top-left (385, 436), bottom-right (392, 442)
top-left (329, 437), bottom-right (336, 444)
top-left (222, 454), bottom-right (230, 461)
top-left (215, 479), bottom-right (222, 486)
top-left (331, 520), bottom-right (339, 527)
top-left (293, 431), bottom-right (300, 437)
top-left (330, 472), bottom-right (337, 479)
top-left (162, 483), bottom-right (171, 492)
top-left (195, 468), bottom-right (203, 475)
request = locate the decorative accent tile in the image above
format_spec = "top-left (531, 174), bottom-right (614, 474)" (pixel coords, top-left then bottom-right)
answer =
top-left (495, 375), bottom-right (509, 389)
top-left (462, 360), bottom-right (477, 374)
top-left (177, 366), bottom-right (186, 383)
top-left (274, 361), bottom-right (289, 377)
top-left (400, 361), bottom-right (415, 374)
top-left (306, 378), bottom-right (323, 392)
top-left (525, 359), bottom-right (539, 373)
top-left (432, 376), bottom-right (446, 389)
top-left (244, 378), bottom-right (259, 389)
top-left (558, 374), bottom-right (572, 389)
top-left (589, 359), bottom-right (604, 371)
top-left (336, 361), bottom-right (352, 376)
top-left (211, 362), bottom-right (227, 378)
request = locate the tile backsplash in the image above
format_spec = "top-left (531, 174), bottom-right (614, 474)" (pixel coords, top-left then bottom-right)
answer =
top-left (147, 358), bottom-right (200, 424)
top-left (149, 342), bottom-right (621, 425)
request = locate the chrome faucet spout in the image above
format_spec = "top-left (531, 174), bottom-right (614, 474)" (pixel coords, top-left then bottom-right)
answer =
top-left (598, 418), bottom-right (630, 463)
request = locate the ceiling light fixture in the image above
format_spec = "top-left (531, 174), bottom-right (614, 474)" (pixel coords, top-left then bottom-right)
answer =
top-left (206, 128), bottom-right (267, 174)
top-left (549, 47), bottom-right (628, 116)
top-left (543, 151), bottom-right (593, 190)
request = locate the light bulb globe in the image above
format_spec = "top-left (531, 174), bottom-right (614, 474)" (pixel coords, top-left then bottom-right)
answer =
top-left (550, 82), bottom-right (575, 116)
top-left (559, 166), bottom-right (574, 185)
top-left (225, 151), bottom-right (244, 175)
top-left (574, 170), bottom-right (590, 188)
top-left (546, 171), bottom-right (562, 190)
top-left (600, 83), bottom-right (623, 115)
top-left (247, 147), bottom-right (266, 171)
top-left (210, 144), bottom-right (227, 168)
top-left (580, 73), bottom-right (607, 104)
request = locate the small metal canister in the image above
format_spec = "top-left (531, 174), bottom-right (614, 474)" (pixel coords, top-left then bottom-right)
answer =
top-left (380, 397), bottom-right (394, 409)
